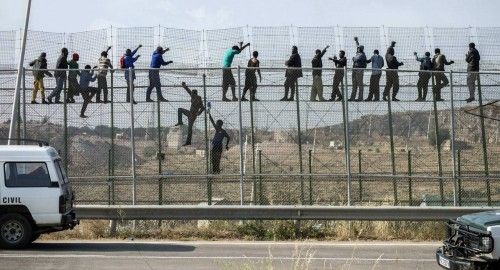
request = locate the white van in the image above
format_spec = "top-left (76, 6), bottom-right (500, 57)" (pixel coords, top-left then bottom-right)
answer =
top-left (0, 143), bottom-right (77, 249)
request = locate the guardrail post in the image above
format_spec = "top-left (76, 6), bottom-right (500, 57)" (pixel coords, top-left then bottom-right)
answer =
top-left (358, 149), bottom-right (362, 203)
top-left (342, 66), bottom-right (352, 206)
top-left (308, 149), bottom-right (313, 205)
top-left (408, 150), bottom-right (412, 206)
top-left (431, 71), bottom-right (444, 206)
top-left (386, 71), bottom-right (397, 205)
top-left (295, 78), bottom-right (304, 204)
top-left (477, 73), bottom-right (491, 206)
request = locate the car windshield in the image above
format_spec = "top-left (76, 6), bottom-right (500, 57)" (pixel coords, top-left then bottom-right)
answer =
top-left (55, 159), bottom-right (68, 184)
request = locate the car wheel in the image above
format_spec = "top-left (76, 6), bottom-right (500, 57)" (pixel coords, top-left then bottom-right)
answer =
top-left (0, 214), bottom-right (33, 249)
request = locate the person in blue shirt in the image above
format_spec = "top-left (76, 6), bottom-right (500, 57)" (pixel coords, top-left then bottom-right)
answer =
top-left (209, 112), bottom-right (230, 174)
top-left (123, 44), bottom-right (142, 104)
top-left (79, 65), bottom-right (98, 118)
top-left (221, 41), bottom-right (250, 101)
top-left (146, 46), bottom-right (173, 102)
top-left (365, 50), bottom-right (384, 101)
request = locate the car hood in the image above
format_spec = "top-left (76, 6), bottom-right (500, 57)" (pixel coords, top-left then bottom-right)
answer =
top-left (457, 210), bottom-right (500, 231)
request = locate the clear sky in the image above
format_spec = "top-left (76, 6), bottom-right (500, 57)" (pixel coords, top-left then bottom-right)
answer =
top-left (1, 0), bottom-right (499, 31)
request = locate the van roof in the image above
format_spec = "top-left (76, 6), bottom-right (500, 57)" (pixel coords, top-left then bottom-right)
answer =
top-left (0, 145), bottom-right (60, 161)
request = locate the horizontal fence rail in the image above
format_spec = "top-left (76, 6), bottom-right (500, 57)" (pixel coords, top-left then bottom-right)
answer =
top-left (74, 205), bottom-right (499, 221)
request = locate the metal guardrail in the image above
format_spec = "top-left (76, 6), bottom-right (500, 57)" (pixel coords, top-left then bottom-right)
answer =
top-left (74, 205), bottom-right (498, 221)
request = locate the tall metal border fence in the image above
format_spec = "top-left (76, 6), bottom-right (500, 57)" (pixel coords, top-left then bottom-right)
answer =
top-left (0, 26), bottom-right (499, 207)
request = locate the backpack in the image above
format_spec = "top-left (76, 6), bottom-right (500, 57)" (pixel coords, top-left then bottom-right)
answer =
top-left (422, 57), bottom-right (433, 70)
top-left (120, 55), bottom-right (126, 69)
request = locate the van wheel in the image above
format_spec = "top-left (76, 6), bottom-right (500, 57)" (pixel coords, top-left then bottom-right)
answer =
top-left (0, 214), bottom-right (32, 249)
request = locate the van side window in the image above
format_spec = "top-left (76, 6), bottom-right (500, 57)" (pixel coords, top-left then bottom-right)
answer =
top-left (4, 162), bottom-right (51, 187)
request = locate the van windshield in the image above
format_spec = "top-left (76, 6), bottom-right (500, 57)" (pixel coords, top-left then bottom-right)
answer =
top-left (55, 160), bottom-right (68, 184)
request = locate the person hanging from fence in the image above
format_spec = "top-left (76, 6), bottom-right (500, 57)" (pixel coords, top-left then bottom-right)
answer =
top-left (79, 65), bottom-right (98, 118)
top-left (432, 48), bottom-right (454, 102)
top-left (47, 47), bottom-right (69, 104)
top-left (208, 111), bottom-right (230, 174)
top-left (222, 41), bottom-right (250, 101)
top-left (383, 41), bottom-right (404, 101)
top-left (241, 50), bottom-right (262, 101)
top-left (67, 53), bottom-right (80, 103)
top-left (328, 50), bottom-right (346, 101)
top-left (146, 46), bottom-right (172, 102)
top-left (96, 46), bottom-right (113, 103)
top-left (365, 49), bottom-right (384, 101)
top-left (349, 37), bottom-right (368, 101)
top-left (465, 42), bottom-right (481, 103)
top-left (175, 82), bottom-right (205, 146)
top-left (122, 44), bottom-right (142, 104)
top-left (29, 52), bottom-right (52, 104)
top-left (310, 45), bottom-right (329, 101)
top-left (414, 51), bottom-right (432, 101)
top-left (281, 45), bottom-right (303, 101)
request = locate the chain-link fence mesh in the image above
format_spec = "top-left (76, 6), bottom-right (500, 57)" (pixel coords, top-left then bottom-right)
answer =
top-left (1, 26), bottom-right (499, 207)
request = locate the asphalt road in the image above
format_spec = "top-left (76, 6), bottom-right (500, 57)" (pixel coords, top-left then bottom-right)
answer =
top-left (0, 240), bottom-right (442, 270)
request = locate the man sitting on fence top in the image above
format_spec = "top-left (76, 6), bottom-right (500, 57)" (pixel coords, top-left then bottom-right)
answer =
top-left (146, 46), bottom-right (173, 102)
top-left (221, 41), bottom-right (250, 101)
top-left (175, 82), bottom-right (205, 146)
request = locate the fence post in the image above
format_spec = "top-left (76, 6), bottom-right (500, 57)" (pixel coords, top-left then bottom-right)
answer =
top-left (477, 73), bottom-right (491, 206)
top-left (129, 68), bottom-right (137, 207)
top-left (386, 71), bottom-right (397, 205)
top-left (63, 77), bottom-right (68, 173)
top-left (203, 74), bottom-right (212, 205)
top-left (449, 70), bottom-right (458, 206)
top-left (250, 85), bottom-right (257, 205)
top-left (358, 149), bottom-right (362, 203)
top-left (110, 70), bottom-right (115, 205)
top-left (258, 150), bottom-right (263, 205)
top-left (157, 92), bottom-right (163, 206)
top-left (237, 66), bottom-right (245, 205)
top-left (457, 150), bottom-right (462, 206)
top-left (295, 78), bottom-right (304, 204)
top-left (408, 150), bottom-right (412, 206)
top-left (342, 66), bottom-right (351, 206)
top-left (22, 67), bottom-right (26, 140)
top-left (308, 149), bottom-right (312, 205)
top-left (16, 72), bottom-right (21, 144)
top-left (431, 71), bottom-right (444, 206)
